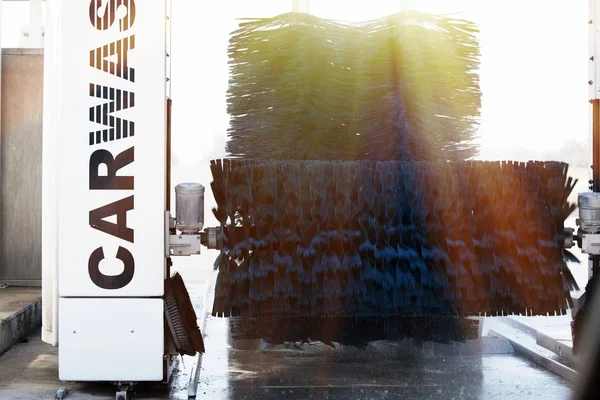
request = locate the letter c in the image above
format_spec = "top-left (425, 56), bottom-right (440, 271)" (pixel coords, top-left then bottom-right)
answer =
top-left (88, 246), bottom-right (135, 289)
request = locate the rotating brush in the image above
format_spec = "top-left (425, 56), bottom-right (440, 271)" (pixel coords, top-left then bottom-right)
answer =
top-left (210, 11), bottom-right (577, 348)
top-left (211, 160), bottom-right (578, 321)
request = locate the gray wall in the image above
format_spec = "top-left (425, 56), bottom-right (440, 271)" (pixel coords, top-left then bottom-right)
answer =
top-left (0, 49), bottom-right (43, 286)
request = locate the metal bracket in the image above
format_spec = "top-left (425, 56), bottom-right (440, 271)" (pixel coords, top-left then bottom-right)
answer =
top-left (165, 210), bottom-right (206, 256)
top-left (115, 391), bottom-right (128, 400)
top-left (169, 234), bottom-right (202, 256)
top-left (204, 226), bottom-right (220, 250)
top-left (581, 233), bottom-right (600, 255)
top-left (564, 227), bottom-right (576, 249)
top-left (165, 211), bottom-right (171, 258)
top-left (113, 382), bottom-right (136, 400)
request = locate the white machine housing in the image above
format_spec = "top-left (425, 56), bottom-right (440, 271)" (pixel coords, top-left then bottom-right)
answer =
top-left (47, 0), bottom-right (170, 381)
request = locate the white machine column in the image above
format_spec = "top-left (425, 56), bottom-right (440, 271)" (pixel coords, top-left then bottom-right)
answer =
top-left (54, 0), bottom-right (168, 382)
top-left (41, 0), bottom-right (61, 347)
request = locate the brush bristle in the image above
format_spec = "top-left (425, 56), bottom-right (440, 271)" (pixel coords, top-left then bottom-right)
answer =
top-left (165, 272), bottom-right (205, 355)
top-left (226, 12), bottom-right (481, 161)
top-left (229, 316), bottom-right (481, 347)
top-left (211, 159), bottom-right (577, 319)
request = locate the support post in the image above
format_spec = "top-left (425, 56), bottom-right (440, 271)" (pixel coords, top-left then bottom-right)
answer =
top-left (41, 0), bottom-right (60, 346)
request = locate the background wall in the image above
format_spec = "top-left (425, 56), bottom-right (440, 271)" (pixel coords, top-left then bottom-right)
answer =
top-left (0, 49), bottom-right (43, 286)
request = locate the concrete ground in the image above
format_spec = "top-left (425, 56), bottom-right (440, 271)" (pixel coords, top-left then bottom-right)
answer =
top-left (0, 319), bottom-right (575, 400)
top-left (0, 288), bottom-right (40, 321)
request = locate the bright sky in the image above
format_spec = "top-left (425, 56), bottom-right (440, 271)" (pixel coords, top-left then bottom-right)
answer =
top-left (0, 0), bottom-right (590, 164)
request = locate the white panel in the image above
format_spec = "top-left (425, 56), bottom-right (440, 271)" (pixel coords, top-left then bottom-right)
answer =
top-left (42, 0), bottom-right (62, 346)
top-left (59, 298), bottom-right (164, 381)
top-left (58, 0), bottom-right (167, 296)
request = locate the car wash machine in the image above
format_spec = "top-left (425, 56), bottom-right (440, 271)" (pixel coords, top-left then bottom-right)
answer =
top-left (40, 0), bottom-right (600, 398)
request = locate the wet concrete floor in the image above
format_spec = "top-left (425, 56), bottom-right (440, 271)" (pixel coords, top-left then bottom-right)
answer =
top-left (194, 315), bottom-right (574, 400)
top-left (0, 317), bottom-right (575, 400)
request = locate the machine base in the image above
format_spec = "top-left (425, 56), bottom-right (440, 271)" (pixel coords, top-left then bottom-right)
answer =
top-left (59, 298), bottom-right (164, 382)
